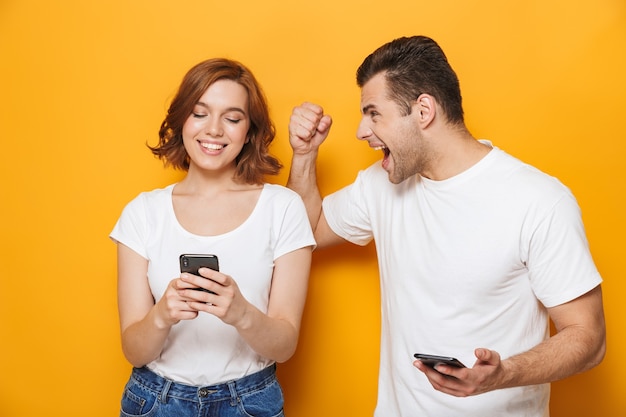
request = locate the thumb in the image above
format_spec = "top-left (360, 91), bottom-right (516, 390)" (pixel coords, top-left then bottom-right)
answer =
top-left (475, 348), bottom-right (500, 365)
top-left (315, 115), bottom-right (333, 136)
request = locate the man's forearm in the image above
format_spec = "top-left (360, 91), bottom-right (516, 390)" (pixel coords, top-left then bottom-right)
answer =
top-left (499, 324), bottom-right (605, 389)
top-left (287, 152), bottom-right (323, 229)
top-left (499, 286), bottom-right (606, 389)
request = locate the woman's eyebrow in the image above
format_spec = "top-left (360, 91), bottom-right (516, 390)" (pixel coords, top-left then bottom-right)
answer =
top-left (194, 101), bottom-right (247, 115)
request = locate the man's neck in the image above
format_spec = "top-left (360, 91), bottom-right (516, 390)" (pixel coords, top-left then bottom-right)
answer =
top-left (421, 130), bottom-right (491, 181)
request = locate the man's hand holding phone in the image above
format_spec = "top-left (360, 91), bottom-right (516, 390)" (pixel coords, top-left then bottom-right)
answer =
top-left (413, 349), bottom-right (504, 398)
top-left (414, 353), bottom-right (466, 370)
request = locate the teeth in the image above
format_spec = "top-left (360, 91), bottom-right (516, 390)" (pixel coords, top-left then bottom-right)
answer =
top-left (373, 145), bottom-right (387, 151)
top-left (201, 143), bottom-right (224, 150)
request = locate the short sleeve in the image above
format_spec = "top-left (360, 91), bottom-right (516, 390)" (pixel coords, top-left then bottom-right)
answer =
top-left (273, 191), bottom-right (316, 260)
top-left (527, 191), bottom-right (602, 307)
top-left (322, 169), bottom-right (375, 246)
top-left (109, 194), bottom-right (149, 259)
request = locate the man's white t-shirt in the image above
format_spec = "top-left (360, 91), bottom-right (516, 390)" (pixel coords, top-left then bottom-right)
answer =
top-left (323, 143), bottom-right (602, 417)
top-left (111, 183), bottom-right (315, 386)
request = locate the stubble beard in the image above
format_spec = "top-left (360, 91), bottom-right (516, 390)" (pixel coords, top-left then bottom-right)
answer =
top-left (388, 144), bottom-right (428, 184)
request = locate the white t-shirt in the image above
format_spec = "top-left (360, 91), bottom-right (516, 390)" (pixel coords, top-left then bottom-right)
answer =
top-left (110, 183), bottom-right (315, 386)
top-left (323, 143), bottom-right (602, 417)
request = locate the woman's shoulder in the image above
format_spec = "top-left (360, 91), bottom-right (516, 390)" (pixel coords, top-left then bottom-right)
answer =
top-left (262, 183), bottom-right (303, 200)
top-left (255, 184), bottom-right (308, 214)
top-left (122, 184), bottom-right (175, 212)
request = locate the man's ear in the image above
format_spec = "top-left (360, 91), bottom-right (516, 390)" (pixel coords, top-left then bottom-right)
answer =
top-left (413, 94), bottom-right (436, 128)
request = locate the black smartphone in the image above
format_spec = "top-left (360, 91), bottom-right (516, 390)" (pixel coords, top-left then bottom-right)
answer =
top-left (179, 254), bottom-right (219, 293)
top-left (414, 353), bottom-right (466, 369)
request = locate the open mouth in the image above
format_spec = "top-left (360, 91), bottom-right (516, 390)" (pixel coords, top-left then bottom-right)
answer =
top-left (372, 144), bottom-right (391, 170)
top-left (374, 145), bottom-right (390, 159)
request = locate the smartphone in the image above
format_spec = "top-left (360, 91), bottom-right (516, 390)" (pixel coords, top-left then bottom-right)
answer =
top-left (414, 353), bottom-right (466, 369)
top-left (179, 254), bottom-right (219, 293)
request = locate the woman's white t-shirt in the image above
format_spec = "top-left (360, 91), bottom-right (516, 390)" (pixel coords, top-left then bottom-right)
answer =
top-left (111, 183), bottom-right (315, 385)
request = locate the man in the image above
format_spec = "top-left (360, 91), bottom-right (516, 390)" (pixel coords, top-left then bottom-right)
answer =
top-left (287, 36), bottom-right (605, 416)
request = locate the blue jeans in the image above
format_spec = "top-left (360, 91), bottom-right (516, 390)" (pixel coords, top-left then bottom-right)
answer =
top-left (119, 364), bottom-right (284, 417)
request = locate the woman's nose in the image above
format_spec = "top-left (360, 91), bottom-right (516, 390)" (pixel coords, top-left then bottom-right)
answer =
top-left (205, 120), bottom-right (223, 137)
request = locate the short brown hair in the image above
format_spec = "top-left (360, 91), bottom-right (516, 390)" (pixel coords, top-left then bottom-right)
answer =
top-left (150, 58), bottom-right (281, 184)
top-left (357, 36), bottom-right (464, 125)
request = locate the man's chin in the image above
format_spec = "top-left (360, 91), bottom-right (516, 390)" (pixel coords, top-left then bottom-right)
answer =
top-left (386, 171), bottom-right (405, 184)
top-left (382, 158), bottom-right (405, 184)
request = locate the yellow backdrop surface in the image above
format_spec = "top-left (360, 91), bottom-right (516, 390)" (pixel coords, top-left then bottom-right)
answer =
top-left (1, 0), bottom-right (624, 415)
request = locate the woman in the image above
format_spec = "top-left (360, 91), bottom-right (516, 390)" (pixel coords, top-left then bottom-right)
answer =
top-left (110, 58), bottom-right (314, 417)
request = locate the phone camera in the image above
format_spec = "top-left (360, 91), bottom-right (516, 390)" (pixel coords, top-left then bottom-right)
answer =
top-left (183, 258), bottom-right (189, 267)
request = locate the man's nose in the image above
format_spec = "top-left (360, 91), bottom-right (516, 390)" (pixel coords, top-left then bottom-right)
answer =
top-left (356, 119), bottom-right (372, 141)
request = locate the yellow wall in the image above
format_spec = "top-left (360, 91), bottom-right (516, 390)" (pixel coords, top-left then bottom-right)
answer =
top-left (1, 0), bottom-right (624, 415)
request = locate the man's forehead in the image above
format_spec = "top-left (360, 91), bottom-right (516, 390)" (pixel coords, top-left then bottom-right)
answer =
top-left (360, 75), bottom-right (392, 113)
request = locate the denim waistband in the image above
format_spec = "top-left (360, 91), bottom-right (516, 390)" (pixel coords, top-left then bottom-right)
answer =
top-left (130, 364), bottom-right (277, 403)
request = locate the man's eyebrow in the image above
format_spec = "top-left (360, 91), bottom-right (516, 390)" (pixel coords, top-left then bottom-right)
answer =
top-left (362, 104), bottom-right (376, 114)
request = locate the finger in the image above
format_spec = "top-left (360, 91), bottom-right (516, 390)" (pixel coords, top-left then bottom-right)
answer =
top-left (413, 359), bottom-right (427, 372)
top-left (186, 293), bottom-right (221, 315)
top-left (187, 299), bottom-right (216, 310)
top-left (294, 103), bottom-right (325, 124)
top-left (156, 296), bottom-right (198, 324)
top-left (197, 267), bottom-right (220, 281)
top-left (180, 272), bottom-right (216, 293)
top-left (177, 274), bottom-right (200, 293)
top-left (179, 285), bottom-right (218, 304)
top-left (317, 114), bottom-right (333, 134)
top-left (298, 102), bottom-right (325, 116)
top-left (181, 299), bottom-right (198, 312)
top-left (425, 368), bottom-right (471, 395)
top-left (290, 115), bottom-right (318, 140)
top-left (430, 379), bottom-right (470, 397)
top-left (179, 273), bottom-right (200, 287)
